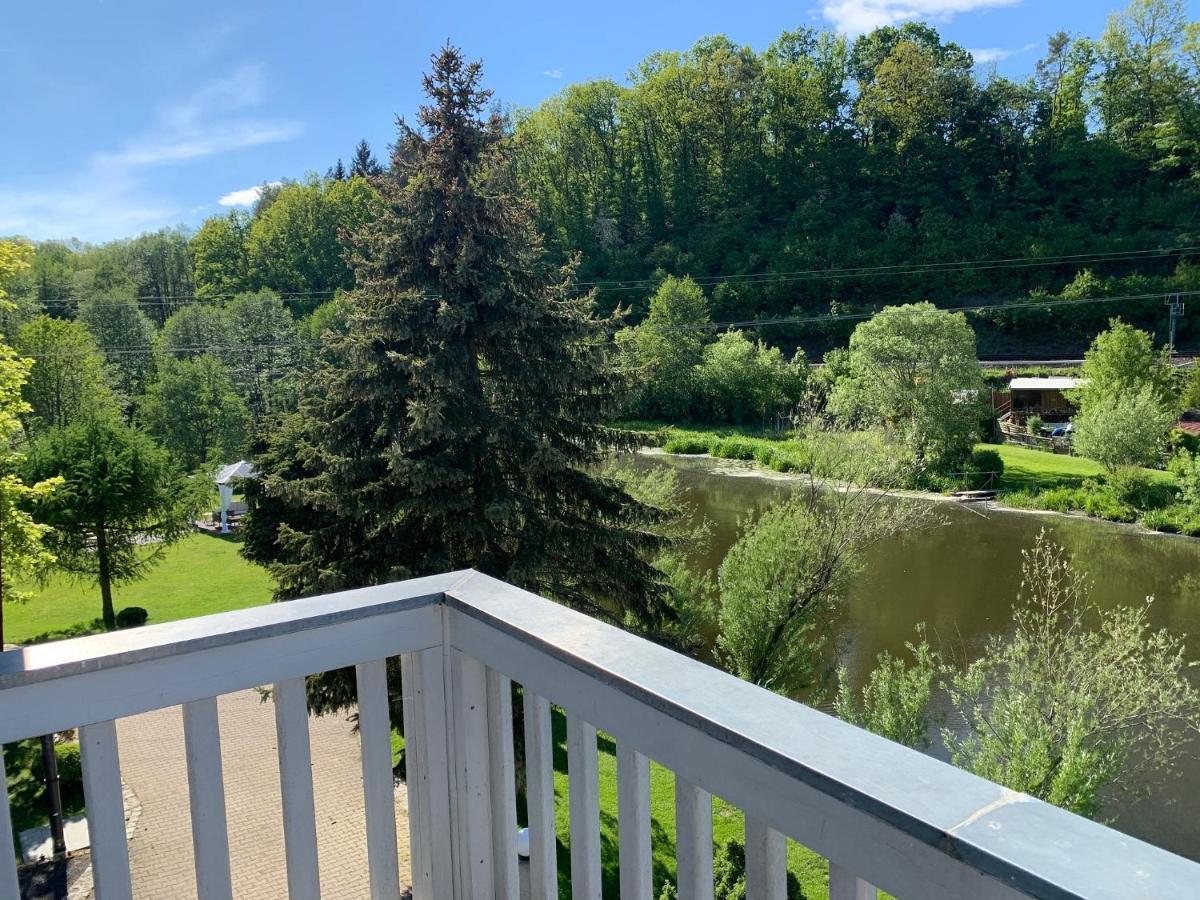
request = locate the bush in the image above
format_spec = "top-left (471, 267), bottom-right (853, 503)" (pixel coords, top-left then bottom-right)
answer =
top-left (710, 436), bottom-right (758, 460)
top-left (752, 444), bottom-right (779, 467)
top-left (662, 433), bottom-right (712, 454)
top-left (766, 445), bottom-right (813, 473)
top-left (1026, 415), bottom-right (1044, 436)
top-left (1143, 505), bottom-right (1200, 536)
top-left (958, 447), bottom-right (1004, 489)
top-left (1107, 468), bottom-right (1175, 511)
top-left (116, 606), bottom-right (149, 628)
top-left (32, 741), bottom-right (85, 810)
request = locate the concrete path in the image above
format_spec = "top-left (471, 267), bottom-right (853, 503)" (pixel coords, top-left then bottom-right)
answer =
top-left (85, 689), bottom-right (411, 899)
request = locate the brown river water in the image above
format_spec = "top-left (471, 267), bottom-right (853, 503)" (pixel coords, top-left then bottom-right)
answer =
top-left (622, 451), bottom-right (1200, 861)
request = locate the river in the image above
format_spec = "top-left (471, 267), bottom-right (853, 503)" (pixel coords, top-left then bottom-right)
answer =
top-left (623, 450), bottom-right (1200, 861)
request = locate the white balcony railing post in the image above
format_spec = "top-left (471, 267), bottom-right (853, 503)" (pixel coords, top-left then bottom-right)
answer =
top-left (567, 714), bottom-right (602, 900)
top-left (829, 862), bottom-right (877, 900)
top-left (449, 649), bottom-right (495, 899)
top-left (523, 690), bottom-right (558, 900)
top-left (406, 646), bottom-right (457, 898)
top-left (675, 775), bottom-right (714, 900)
top-left (356, 659), bottom-right (401, 900)
top-left (0, 746), bottom-right (21, 898)
top-left (745, 817), bottom-right (787, 900)
top-left (272, 677), bottom-right (321, 900)
top-left (617, 743), bottom-right (653, 900)
top-left (182, 697), bottom-right (234, 900)
top-left (79, 719), bottom-right (134, 900)
top-left (485, 669), bottom-right (520, 899)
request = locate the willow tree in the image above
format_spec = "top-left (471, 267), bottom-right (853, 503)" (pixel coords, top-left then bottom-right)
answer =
top-left (246, 47), bottom-right (671, 633)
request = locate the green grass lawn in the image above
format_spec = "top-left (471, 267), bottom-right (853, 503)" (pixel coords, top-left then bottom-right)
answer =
top-left (985, 443), bottom-right (1173, 493)
top-left (4, 531), bottom-right (275, 646)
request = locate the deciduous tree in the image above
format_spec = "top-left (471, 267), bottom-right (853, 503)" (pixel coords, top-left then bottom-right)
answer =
top-left (24, 416), bottom-right (204, 629)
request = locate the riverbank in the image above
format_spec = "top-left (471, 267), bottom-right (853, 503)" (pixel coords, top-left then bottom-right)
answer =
top-left (617, 422), bottom-right (1198, 537)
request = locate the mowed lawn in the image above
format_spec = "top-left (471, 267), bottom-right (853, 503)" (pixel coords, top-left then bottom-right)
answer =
top-left (5, 532), bottom-right (275, 645)
top-left (985, 443), bottom-right (1173, 493)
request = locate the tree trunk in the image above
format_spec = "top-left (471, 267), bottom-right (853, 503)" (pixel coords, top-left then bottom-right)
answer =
top-left (97, 524), bottom-right (115, 630)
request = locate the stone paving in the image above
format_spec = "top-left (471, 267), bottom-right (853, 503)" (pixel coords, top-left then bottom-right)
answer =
top-left (79, 689), bottom-right (412, 899)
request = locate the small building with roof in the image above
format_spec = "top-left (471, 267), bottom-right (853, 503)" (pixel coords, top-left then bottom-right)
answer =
top-left (214, 460), bottom-right (257, 533)
top-left (1006, 376), bottom-right (1085, 425)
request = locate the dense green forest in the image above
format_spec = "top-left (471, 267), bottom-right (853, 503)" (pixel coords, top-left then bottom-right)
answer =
top-left (4, 0), bottom-right (1200, 367)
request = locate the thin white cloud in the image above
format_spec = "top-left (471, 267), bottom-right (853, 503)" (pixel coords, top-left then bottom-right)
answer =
top-left (2, 65), bottom-right (301, 242)
top-left (218, 182), bottom-right (281, 207)
top-left (96, 65), bottom-right (302, 169)
top-left (820, 0), bottom-right (1021, 36)
top-left (969, 47), bottom-right (1013, 63)
top-left (543, 68), bottom-right (562, 79)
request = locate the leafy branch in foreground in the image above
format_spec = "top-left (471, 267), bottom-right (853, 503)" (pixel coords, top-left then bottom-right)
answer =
top-left (839, 529), bottom-right (1200, 819)
top-left (715, 422), bottom-right (936, 696)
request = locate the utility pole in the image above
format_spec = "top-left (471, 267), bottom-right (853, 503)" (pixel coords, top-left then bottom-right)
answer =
top-left (1166, 293), bottom-right (1185, 361)
top-left (41, 734), bottom-right (68, 857)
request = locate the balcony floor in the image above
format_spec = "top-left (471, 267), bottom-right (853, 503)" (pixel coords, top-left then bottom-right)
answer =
top-left (71, 690), bottom-right (414, 899)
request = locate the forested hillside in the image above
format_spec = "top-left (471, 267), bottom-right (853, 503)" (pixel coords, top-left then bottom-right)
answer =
top-left (514, 4), bottom-right (1200, 354)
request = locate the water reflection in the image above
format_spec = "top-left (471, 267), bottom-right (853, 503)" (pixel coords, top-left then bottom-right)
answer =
top-left (623, 451), bottom-right (1200, 859)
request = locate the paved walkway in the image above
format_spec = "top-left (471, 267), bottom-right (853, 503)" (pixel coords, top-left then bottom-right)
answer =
top-left (84, 689), bottom-right (411, 899)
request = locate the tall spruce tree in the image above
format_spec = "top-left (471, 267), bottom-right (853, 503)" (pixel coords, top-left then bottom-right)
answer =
top-left (245, 47), bottom-right (671, 630)
top-left (349, 139), bottom-right (383, 177)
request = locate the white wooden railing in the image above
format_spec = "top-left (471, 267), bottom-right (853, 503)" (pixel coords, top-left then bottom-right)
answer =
top-left (2, 570), bottom-right (1198, 899)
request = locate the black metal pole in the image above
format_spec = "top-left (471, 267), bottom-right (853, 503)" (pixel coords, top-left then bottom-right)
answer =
top-left (40, 734), bottom-right (66, 857)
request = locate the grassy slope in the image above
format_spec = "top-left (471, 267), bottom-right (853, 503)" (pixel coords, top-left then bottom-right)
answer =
top-left (987, 443), bottom-right (1172, 492)
top-left (4, 531), bottom-right (275, 645)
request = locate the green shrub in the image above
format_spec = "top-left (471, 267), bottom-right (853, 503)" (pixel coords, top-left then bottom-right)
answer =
top-left (116, 606), bottom-right (149, 628)
top-left (1083, 490), bottom-right (1136, 522)
top-left (752, 444), bottom-right (779, 467)
top-left (663, 433), bottom-right (712, 454)
top-left (1141, 508), bottom-right (1181, 533)
top-left (1026, 415), bottom-right (1044, 436)
top-left (766, 446), bottom-right (812, 473)
top-left (31, 740), bottom-right (85, 811)
top-left (711, 436), bottom-right (758, 460)
top-left (1106, 468), bottom-right (1176, 511)
top-left (1142, 505), bottom-right (1200, 536)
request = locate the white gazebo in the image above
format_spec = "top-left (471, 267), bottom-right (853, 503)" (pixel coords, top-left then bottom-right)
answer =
top-left (214, 460), bottom-right (257, 534)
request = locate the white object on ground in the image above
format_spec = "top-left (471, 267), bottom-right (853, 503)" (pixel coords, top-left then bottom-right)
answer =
top-left (20, 814), bottom-right (90, 863)
top-left (516, 827), bottom-right (530, 858)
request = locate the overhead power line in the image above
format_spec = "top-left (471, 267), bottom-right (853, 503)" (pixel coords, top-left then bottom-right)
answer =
top-left (663, 289), bottom-right (1200, 332)
top-left (23, 244), bottom-right (1200, 307)
top-left (20, 288), bottom-right (1196, 361)
top-left (571, 246), bottom-right (1200, 293)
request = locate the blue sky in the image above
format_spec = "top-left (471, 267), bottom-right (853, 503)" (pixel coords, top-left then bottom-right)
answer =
top-left (2, 0), bottom-right (1196, 243)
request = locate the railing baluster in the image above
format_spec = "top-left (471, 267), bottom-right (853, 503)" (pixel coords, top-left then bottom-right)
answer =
top-left (675, 775), bottom-right (713, 900)
top-left (450, 650), bottom-right (494, 899)
top-left (486, 670), bottom-right (520, 900)
top-left (401, 653), bottom-right (433, 900)
top-left (567, 715), bottom-right (601, 900)
top-left (617, 743), bottom-right (653, 900)
top-left (356, 659), bottom-right (401, 900)
top-left (80, 719), bottom-right (133, 900)
top-left (829, 861), bottom-right (877, 900)
top-left (272, 677), bottom-right (321, 900)
top-left (0, 746), bottom-right (20, 898)
top-left (523, 690), bottom-right (558, 900)
top-left (414, 645), bottom-right (456, 896)
top-left (745, 817), bottom-right (787, 900)
top-left (182, 698), bottom-right (233, 900)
